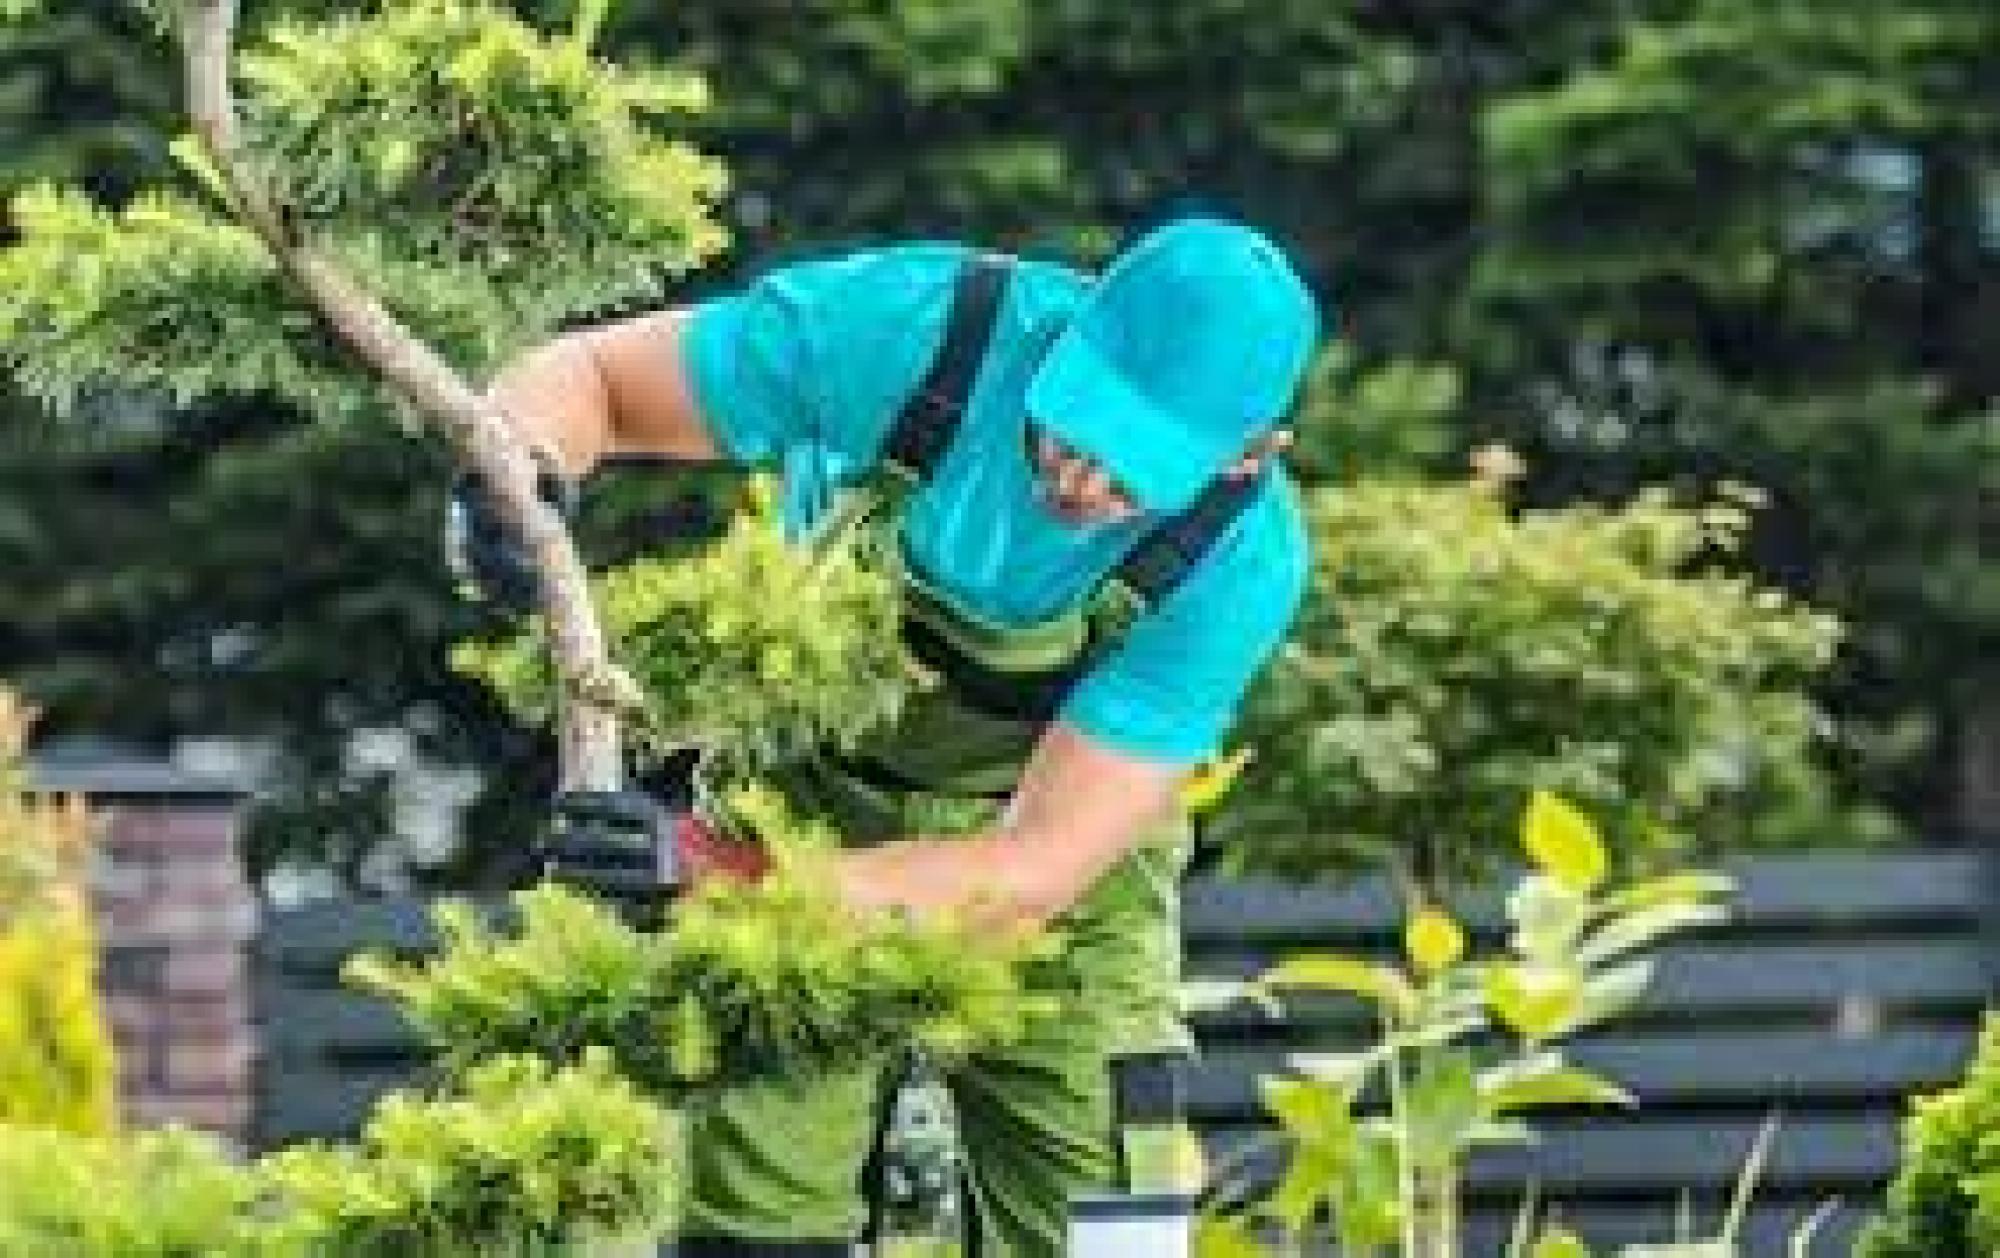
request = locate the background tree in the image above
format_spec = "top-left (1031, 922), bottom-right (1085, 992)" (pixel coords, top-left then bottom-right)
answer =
top-left (1464, 0), bottom-right (2000, 838)
top-left (4, 0), bottom-right (1990, 887)
top-left (2, 0), bottom-right (729, 880)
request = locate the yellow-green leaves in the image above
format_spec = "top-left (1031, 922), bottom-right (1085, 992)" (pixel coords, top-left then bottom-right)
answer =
top-left (1478, 1054), bottom-right (1634, 1113)
top-left (1180, 746), bottom-right (1254, 814)
top-left (1485, 962), bottom-right (1584, 1043)
top-left (1264, 952), bottom-right (1417, 1022)
top-left (352, 876), bottom-right (1059, 1098)
top-left (1406, 902), bottom-right (1467, 976)
top-left (3, 1), bottom-right (732, 426)
top-left (1529, 1226), bottom-right (1593, 1258)
top-left (260, 1049), bottom-right (676, 1254)
top-left (454, 512), bottom-right (910, 780)
top-left (1217, 476), bottom-right (1841, 887)
top-left (0, 1051), bottom-right (677, 1255)
top-left (1238, 797), bottom-right (1725, 1254)
top-left (1524, 790), bottom-right (1608, 894)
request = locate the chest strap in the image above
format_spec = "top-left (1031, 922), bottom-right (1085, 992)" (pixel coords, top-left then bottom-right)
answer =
top-left (881, 251), bottom-right (1012, 480)
top-left (881, 252), bottom-right (1263, 622)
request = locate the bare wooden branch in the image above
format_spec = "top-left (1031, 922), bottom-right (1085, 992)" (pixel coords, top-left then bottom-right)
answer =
top-left (182, 0), bottom-right (627, 790)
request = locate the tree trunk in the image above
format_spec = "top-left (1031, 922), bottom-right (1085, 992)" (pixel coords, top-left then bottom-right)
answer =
top-left (180, 0), bottom-right (625, 791)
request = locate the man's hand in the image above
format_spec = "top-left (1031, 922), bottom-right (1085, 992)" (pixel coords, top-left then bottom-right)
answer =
top-left (832, 723), bottom-right (1184, 929)
top-left (444, 446), bottom-right (577, 615)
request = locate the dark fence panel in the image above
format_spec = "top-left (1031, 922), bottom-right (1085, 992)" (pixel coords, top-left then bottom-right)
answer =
top-left (1183, 848), bottom-right (1998, 1256)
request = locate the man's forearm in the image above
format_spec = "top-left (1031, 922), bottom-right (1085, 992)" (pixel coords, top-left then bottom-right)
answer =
top-left (830, 824), bottom-right (1129, 931)
top-left (484, 332), bottom-right (616, 477)
top-left (832, 833), bottom-right (1060, 930)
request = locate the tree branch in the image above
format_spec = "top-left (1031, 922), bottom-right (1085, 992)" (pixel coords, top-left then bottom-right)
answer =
top-left (181, 0), bottom-right (630, 790)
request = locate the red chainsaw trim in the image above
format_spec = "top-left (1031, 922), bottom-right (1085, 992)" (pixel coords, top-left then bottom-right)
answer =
top-left (674, 813), bottom-right (772, 885)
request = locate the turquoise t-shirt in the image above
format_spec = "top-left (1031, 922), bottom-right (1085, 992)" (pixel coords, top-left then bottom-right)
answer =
top-left (682, 243), bottom-right (1310, 766)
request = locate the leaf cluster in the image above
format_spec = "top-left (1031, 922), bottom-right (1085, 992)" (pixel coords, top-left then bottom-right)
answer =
top-left (452, 509), bottom-right (915, 777)
top-left (0, 688), bottom-right (91, 922)
top-left (0, 187), bottom-right (386, 423)
top-left (257, 1049), bottom-right (674, 1257)
top-left (0, 1), bottom-right (727, 427)
top-left (349, 874), bottom-right (1060, 1097)
top-left (1209, 793), bottom-right (1735, 1255)
top-left (0, 688), bottom-right (114, 1137)
top-left (0, 1049), bottom-right (672, 1257)
top-left (1218, 473), bottom-right (1843, 883)
top-left (0, 1124), bottom-right (263, 1257)
top-left (235, 0), bottom-right (724, 289)
top-left (1856, 1012), bottom-right (2000, 1258)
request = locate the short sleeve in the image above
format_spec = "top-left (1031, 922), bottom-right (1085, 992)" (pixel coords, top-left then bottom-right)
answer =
top-left (682, 244), bottom-right (964, 471)
top-left (1061, 476), bottom-right (1311, 765)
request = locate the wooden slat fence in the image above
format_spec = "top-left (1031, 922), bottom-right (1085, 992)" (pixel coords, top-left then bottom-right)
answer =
top-left (254, 848), bottom-right (1998, 1256)
top-left (1182, 848), bottom-right (1999, 1255)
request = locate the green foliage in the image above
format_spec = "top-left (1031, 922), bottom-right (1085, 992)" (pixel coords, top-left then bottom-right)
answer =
top-left (0, 688), bottom-right (115, 1136)
top-left (0, 4), bottom-right (175, 199)
top-left (0, 0), bottom-right (727, 426)
top-left (236, 1), bottom-right (723, 288)
top-left (1207, 794), bottom-right (1733, 1256)
top-left (349, 873), bottom-right (1060, 1095)
top-left (258, 1049), bottom-right (675, 1257)
top-left (1468, 0), bottom-right (2000, 833)
top-left (0, 1124), bottom-right (262, 1257)
top-left (1287, 345), bottom-right (1464, 484)
top-left (453, 506), bottom-right (914, 778)
top-left (8, 0), bottom-right (1989, 886)
top-left (0, 911), bottom-right (116, 1136)
top-left (0, 1052), bottom-right (674, 1256)
top-left (1216, 472), bottom-right (1846, 883)
top-left (0, 187), bottom-right (388, 422)
top-left (1856, 1012), bottom-right (2000, 1258)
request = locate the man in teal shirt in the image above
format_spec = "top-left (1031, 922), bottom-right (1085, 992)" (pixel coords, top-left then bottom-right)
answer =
top-left (452, 216), bottom-right (1317, 1255)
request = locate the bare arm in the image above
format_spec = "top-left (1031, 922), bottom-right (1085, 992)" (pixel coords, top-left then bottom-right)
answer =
top-left (484, 309), bottom-right (726, 476)
top-left (831, 722), bottom-right (1186, 930)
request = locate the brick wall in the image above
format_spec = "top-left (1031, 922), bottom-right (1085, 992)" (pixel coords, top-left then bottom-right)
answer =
top-left (30, 749), bottom-right (256, 1145)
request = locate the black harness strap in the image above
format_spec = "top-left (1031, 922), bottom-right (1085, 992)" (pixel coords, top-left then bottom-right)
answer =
top-left (1110, 468), bottom-right (1264, 609)
top-left (886, 251), bottom-right (1263, 621)
top-left (881, 251), bottom-right (1011, 479)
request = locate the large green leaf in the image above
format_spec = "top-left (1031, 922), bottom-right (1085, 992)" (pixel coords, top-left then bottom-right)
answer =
top-left (1478, 1053), bottom-right (1636, 1114)
top-left (1485, 963), bottom-right (1585, 1042)
top-left (1523, 790), bottom-right (1609, 894)
top-left (1263, 953), bottom-right (1417, 1020)
top-left (1575, 900), bottom-right (1729, 967)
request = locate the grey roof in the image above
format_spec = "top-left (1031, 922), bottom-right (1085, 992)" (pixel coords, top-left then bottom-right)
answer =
top-left (26, 738), bottom-right (247, 800)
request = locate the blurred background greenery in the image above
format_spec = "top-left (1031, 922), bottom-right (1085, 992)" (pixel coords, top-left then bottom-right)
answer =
top-left (2, 0), bottom-right (1994, 893)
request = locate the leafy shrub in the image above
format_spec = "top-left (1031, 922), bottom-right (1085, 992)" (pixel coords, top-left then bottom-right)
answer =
top-left (259, 1049), bottom-right (675, 1257)
top-left (1218, 470), bottom-right (1845, 883)
top-left (0, 1124), bottom-right (261, 1258)
top-left (1855, 1011), bottom-right (2000, 1258)
top-left (351, 873), bottom-right (1060, 1096)
top-left (235, 0), bottom-right (724, 286)
top-left (453, 509), bottom-right (915, 779)
top-left (0, 1051), bottom-right (673, 1257)
top-left (1205, 792), bottom-right (1733, 1256)
top-left (0, 1), bottom-right (727, 423)
top-left (0, 688), bottom-right (114, 1135)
